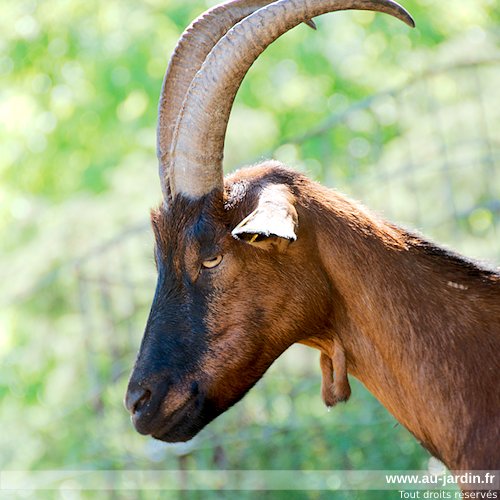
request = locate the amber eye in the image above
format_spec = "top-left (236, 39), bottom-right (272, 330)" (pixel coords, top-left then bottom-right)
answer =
top-left (202, 255), bottom-right (223, 269)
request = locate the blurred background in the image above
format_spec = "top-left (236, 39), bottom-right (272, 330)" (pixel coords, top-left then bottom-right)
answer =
top-left (1, 0), bottom-right (499, 497)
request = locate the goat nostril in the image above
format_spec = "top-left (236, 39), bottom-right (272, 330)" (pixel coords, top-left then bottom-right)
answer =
top-left (133, 389), bottom-right (152, 414)
top-left (127, 387), bottom-right (152, 415)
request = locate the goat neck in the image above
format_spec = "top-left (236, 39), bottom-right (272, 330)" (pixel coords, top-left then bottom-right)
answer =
top-left (299, 180), bottom-right (500, 471)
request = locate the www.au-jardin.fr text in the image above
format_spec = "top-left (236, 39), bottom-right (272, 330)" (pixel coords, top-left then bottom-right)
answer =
top-left (387, 473), bottom-right (496, 488)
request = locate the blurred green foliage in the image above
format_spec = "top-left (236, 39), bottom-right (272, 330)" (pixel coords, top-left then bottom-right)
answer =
top-left (1, 0), bottom-right (499, 498)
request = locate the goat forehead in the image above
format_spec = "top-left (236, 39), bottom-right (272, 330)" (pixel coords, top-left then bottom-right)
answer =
top-left (151, 209), bottom-right (200, 258)
top-left (151, 204), bottom-right (198, 247)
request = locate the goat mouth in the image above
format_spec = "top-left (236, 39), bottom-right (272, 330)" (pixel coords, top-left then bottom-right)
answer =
top-left (150, 393), bottom-right (208, 443)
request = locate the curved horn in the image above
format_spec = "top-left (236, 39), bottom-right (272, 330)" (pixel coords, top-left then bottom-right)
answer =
top-left (169, 0), bottom-right (414, 199)
top-left (158, 0), bottom-right (307, 200)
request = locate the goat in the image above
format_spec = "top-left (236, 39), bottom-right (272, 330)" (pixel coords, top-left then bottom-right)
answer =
top-left (124, 0), bottom-right (500, 474)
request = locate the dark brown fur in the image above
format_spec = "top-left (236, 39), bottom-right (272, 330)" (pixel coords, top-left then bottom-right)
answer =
top-left (127, 161), bottom-right (500, 472)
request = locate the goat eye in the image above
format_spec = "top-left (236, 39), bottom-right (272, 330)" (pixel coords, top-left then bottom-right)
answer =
top-left (202, 255), bottom-right (223, 269)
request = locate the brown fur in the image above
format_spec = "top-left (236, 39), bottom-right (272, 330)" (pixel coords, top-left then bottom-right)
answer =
top-left (131, 161), bottom-right (500, 472)
top-left (223, 162), bottom-right (500, 470)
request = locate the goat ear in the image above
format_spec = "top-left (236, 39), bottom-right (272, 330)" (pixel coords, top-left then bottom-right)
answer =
top-left (231, 184), bottom-right (298, 252)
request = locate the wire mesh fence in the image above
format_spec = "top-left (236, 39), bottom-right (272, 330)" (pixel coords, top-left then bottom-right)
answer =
top-left (3, 58), bottom-right (500, 482)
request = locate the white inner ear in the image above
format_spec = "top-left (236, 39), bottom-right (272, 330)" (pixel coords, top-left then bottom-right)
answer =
top-left (232, 183), bottom-right (298, 242)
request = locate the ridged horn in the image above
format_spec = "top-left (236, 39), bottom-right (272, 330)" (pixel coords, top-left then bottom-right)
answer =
top-left (158, 0), bottom-right (312, 201)
top-left (169, 0), bottom-right (414, 199)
